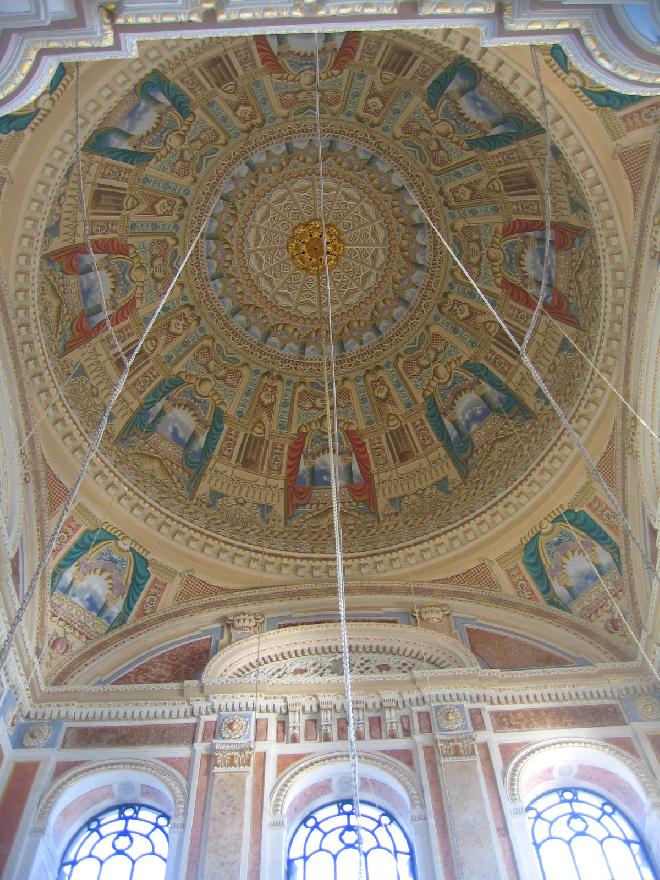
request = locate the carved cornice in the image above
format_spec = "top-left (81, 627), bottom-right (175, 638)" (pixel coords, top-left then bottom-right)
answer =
top-left (503, 737), bottom-right (660, 805)
top-left (15, 660), bottom-right (657, 722)
top-left (0, 2), bottom-right (656, 117)
top-left (270, 749), bottom-right (426, 814)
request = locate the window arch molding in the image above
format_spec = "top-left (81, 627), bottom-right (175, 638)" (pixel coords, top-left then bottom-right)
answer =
top-left (502, 737), bottom-right (660, 878)
top-left (266, 751), bottom-right (437, 879)
top-left (21, 758), bottom-right (188, 880)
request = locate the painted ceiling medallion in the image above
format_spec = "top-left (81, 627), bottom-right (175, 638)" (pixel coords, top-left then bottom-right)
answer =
top-left (287, 219), bottom-right (343, 274)
top-left (36, 31), bottom-right (601, 558)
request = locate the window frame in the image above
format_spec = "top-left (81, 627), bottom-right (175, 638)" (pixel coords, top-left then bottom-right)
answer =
top-left (57, 801), bottom-right (171, 880)
top-left (286, 798), bottom-right (418, 880)
top-left (525, 785), bottom-right (657, 880)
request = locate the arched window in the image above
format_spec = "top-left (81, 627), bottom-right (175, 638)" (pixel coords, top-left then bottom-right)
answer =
top-left (287, 800), bottom-right (416, 880)
top-left (526, 787), bottom-right (657, 880)
top-left (58, 802), bottom-right (170, 880)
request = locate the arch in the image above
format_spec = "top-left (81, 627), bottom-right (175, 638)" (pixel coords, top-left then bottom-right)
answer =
top-left (34, 758), bottom-right (188, 833)
top-left (203, 622), bottom-right (475, 685)
top-left (270, 750), bottom-right (426, 817)
top-left (503, 737), bottom-right (659, 809)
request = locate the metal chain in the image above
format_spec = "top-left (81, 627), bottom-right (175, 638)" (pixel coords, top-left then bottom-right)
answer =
top-left (314, 33), bottom-right (365, 878)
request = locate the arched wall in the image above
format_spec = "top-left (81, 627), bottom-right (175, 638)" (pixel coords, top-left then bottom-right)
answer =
top-left (266, 750), bottom-right (434, 880)
top-left (503, 738), bottom-right (660, 877)
top-left (17, 758), bottom-right (188, 880)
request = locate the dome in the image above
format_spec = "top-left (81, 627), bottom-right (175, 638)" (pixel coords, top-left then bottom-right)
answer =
top-left (35, 31), bottom-right (601, 562)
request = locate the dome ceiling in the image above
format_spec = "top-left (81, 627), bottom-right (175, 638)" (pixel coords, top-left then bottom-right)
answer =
top-left (37, 31), bottom-right (601, 559)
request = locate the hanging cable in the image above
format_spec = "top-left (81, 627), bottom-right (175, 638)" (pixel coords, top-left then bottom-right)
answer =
top-left (488, 373), bottom-right (658, 677)
top-left (394, 491), bottom-right (466, 879)
top-left (1, 72), bottom-right (270, 675)
top-left (314, 33), bottom-right (365, 877)
top-left (75, 63), bottom-right (127, 367)
top-left (522, 47), bottom-right (553, 353)
top-left (413, 201), bottom-right (658, 587)
top-left (0, 219), bottom-right (207, 672)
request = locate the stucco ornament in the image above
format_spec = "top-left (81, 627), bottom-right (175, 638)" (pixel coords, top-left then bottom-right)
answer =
top-left (21, 722), bottom-right (52, 748)
top-left (31, 30), bottom-right (605, 563)
top-left (220, 713), bottom-right (249, 740)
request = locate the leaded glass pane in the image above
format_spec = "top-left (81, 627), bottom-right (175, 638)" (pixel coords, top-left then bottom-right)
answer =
top-left (287, 800), bottom-right (416, 880)
top-left (58, 803), bottom-right (170, 880)
top-left (527, 787), bottom-right (657, 880)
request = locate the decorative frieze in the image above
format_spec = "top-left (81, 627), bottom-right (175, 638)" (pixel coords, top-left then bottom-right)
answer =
top-left (435, 732), bottom-right (476, 759)
top-left (213, 740), bottom-right (254, 771)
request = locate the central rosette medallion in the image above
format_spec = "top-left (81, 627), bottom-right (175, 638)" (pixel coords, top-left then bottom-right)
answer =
top-left (198, 136), bottom-right (437, 370)
top-left (287, 219), bottom-right (344, 274)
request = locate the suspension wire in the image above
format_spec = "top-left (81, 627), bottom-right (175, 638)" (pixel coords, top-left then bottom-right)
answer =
top-left (22, 474), bottom-right (125, 694)
top-left (413, 201), bottom-right (659, 587)
top-left (1, 79), bottom-right (273, 677)
top-left (314, 33), bottom-right (365, 876)
top-left (393, 490), bottom-right (466, 879)
top-left (522, 47), bottom-right (553, 353)
top-left (75, 63), bottom-right (127, 367)
top-left (0, 218), bottom-right (207, 673)
top-left (489, 371), bottom-right (659, 678)
top-left (523, 55), bottom-right (657, 440)
top-left (537, 305), bottom-right (659, 441)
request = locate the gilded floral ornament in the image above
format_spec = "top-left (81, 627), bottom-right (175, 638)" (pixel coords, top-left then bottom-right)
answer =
top-left (287, 220), bottom-right (343, 274)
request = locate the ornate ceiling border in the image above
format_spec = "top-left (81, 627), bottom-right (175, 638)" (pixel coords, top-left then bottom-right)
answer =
top-left (0, 1), bottom-right (657, 116)
top-left (7, 29), bottom-right (627, 577)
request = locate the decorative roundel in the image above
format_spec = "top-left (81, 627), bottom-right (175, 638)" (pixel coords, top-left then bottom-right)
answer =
top-left (35, 31), bottom-right (602, 558)
top-left (220, 714), bottom-right (250, 739)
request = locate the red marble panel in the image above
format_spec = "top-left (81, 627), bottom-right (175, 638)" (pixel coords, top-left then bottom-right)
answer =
top-left (648, 733), bottom-right (660, 761)
top-left (423, 745), bottom-right (457, 880)
top-left (62, 723), bottom-right (196, 748)
top-left (255, 718), bottom-right (268, 741)
top-left (466, 627), bottom-right (574, 670)
top-left (248, 751), bottom-right (266, 880)
top-left (304, 719), bottom-right (318, 741)
top-left (276, 720), bottom-right (286, 743)
top-left (141, 783), bottom-right (170, 811)
top-left (469, 708), bottom-right (486, 731)
top-left (185, 753), bottom-right (212, 880)
top-left (337, 718), bottom-right (348, 741)
top-left (477, 743), bottom-right (521, 880)
top-left (0, 761), bottom-right (39, 874)
top-left (368, 716), bottom-right (382, 739)
top-left (417, 711), bottom-right (432, 733)
top-left (203, 719), bottom-right (216, 742)
top-left (161, 757), bottom-right (190, 779)
top-left (53, 784), bottom-right (114, 838)
top-left (400, 715), bottom-right (411, 737)
top-left (286, 779), bottom-right (333, 823)
top-left (382, 749), bottom-right (415, 771)
top-left (605, 737), bottom-right (639, 757)
top-left (111, 638), bottom-right (212, 685)
top-left (498, 742), bottom-right (531, 765)
top-left (277, 754), bottom-right (307, 776)
top-left (576, 765), bottom-right (644, 824)
top-left (490, 704), bottom-right (625, 731)
top-left (53, 760), bottom-right (88, 780)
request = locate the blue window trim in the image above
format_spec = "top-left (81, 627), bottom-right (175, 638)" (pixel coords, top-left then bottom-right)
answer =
top-left (287, 799), bottom-right (417, 880)
top-left (58, 802), bottom-right (171, 879)
top-left (526, 786), bottom-right (657, 880)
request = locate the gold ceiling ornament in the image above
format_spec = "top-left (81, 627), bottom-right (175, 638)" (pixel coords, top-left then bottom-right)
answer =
top-left (287, 219), bottom-right (343, 274)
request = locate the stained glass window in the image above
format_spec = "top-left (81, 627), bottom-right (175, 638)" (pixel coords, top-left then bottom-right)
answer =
top-left (287, 800), bottom-right (416, 880)
top-left (58, 803), bottom-right (170, 880)
top-left (526, 787), bottom-right (657, 880)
